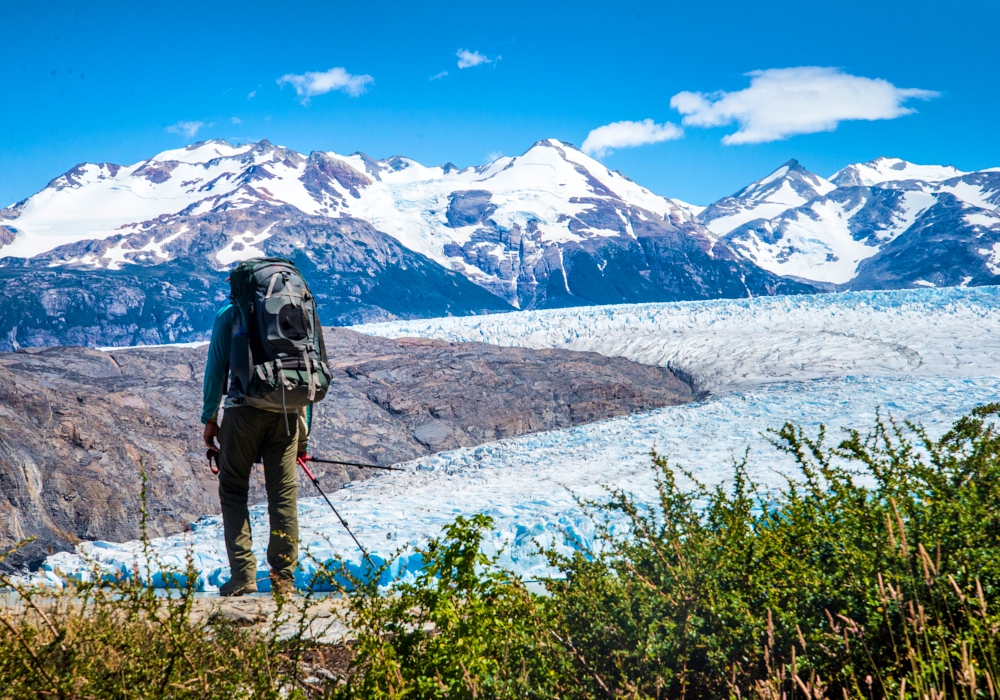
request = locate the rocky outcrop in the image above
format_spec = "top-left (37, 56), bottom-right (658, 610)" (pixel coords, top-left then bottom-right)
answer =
top-left (0, 328), bottom-right (691, 570)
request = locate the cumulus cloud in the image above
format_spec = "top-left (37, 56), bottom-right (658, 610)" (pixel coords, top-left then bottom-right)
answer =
top-left (670, 67), bottom-right (939, 145)
top-left (277, 67), bottom-right (374, 102)
top-left (456, 49), bottom-right (494, 69)
top-left (166, 121), bottom-right (205, 138)
top-left (581, 119), bottom-right (684, 157)
top-left (430, 70), bottom-right (449, 81)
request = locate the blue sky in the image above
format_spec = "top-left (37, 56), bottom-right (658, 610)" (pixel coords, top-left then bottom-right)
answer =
top-left (2, 0), bottom-right (997, 207)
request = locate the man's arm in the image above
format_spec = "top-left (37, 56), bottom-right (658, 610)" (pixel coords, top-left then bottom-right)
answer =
top-left (202, 304), bottom-right (235, 449)
top-left (296, 406), bottom-right (310, 457)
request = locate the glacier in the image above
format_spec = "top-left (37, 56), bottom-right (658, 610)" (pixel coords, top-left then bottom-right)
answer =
top-left (37, 287), bottom-right (1000, 590)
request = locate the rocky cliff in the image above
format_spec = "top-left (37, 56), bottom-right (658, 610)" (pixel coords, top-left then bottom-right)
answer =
top-left (0, 328), bottom-right (691, 570)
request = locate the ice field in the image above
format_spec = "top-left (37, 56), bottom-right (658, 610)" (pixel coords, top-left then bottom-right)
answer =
top-left (39, 287), bottom-right (1000, 589)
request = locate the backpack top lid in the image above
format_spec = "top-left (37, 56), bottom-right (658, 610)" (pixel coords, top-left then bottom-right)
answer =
top-left (228, 257), bottom-right (301, 308)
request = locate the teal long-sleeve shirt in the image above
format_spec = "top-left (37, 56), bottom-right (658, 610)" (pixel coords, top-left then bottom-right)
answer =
top-left (201, 303), bottom-right (312, 451)
top-left (201, 303), bottom-right (237, 425)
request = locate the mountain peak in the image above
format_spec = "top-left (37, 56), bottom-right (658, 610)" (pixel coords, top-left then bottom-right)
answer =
top-left (734, 159), bottom-right (833, 200)
top-left (830, 157), bottom-right (968, 187)
top-left (700, 160), bottom-right (835, 236)
top-left (529, 138), bottom-right (578, 152)
top-left (151, 139), bottom-right (254, 164)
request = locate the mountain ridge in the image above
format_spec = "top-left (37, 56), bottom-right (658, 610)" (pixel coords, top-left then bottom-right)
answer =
top-left (1, 140), bottom-right (998, 350)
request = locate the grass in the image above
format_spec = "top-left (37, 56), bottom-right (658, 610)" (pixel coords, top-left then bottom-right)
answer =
top-left (3, 404), bottom-right (1000, 698)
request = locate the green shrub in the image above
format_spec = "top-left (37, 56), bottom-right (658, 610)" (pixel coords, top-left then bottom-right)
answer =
top-left (543, 404), bottom-right (1000, 699)
top-left (4, 405), bottom-right (1000, 698)
top-left (323, 513), bottom-right (567, 699)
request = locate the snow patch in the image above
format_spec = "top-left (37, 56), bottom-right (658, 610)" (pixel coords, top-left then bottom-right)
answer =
top-left (152, 140), bottom-right (254, 164)
top-left (981, 242), bottom-right (1000, 275)
top-left (215, 224), bottom-right (277, 267)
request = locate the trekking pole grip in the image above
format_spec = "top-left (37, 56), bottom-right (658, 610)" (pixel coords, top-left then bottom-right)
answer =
top-left (297, 456), bottom-right (318, 483)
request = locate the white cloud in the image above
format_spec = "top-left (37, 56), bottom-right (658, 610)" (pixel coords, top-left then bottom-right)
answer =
top-left (231, 116), bottom-right (241, 124)
top-left (670, 67), bottom-right (939, 145)
top-left (581, 119), bottom-right (684, 158)
top-left (456, 49), bottom-right (494, 69)
top-left (277, 67), bottom-right (374, 102)
top-left (485, 150), bottom-right (503, 163)
top-left (430, 70), bottom-right (449, 81)
top-left (247, 90), bottom-right (256, 100)
top-left (166, 121), bottom-right (205, 138)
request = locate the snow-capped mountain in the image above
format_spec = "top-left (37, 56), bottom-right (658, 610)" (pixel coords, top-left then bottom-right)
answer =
top-left (829, 156), bottom-right (967, 187)
top-left (0, 139), bottom-right (813, 349)
top-left (699, 160), bottom-right (837, 237)
top-left (701, 157), bottom-right (1000, 287)
top-left (3, 139), bottom-right (998, 350)
top-left (0, 138), bottom-right (801, 311)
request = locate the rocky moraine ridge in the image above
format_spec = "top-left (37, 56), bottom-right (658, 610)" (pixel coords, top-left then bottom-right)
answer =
top-left (0, 328), bottom-right (691, 571)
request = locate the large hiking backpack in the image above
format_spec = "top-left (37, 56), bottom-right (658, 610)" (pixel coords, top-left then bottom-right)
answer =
top-left (228, 257), bottom-right (331, 411)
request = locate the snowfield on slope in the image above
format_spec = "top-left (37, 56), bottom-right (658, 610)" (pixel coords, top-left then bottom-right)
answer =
top-left (38, 287), bottom-right (1000, 590)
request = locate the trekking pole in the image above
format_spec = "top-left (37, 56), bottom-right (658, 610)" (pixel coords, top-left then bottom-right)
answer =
top-left (296, 456), bottom-right (378, 572)
top-left (305, 456), bottom-right (406, 472)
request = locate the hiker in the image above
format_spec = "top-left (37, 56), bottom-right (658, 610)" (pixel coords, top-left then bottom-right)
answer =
top-left (201, 257), bottom-right (331, 597)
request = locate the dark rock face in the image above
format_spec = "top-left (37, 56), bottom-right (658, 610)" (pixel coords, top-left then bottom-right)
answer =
top-left (0, 266), bottom-right (225, 351)
top-left (0, 329), bottom-right (692, 570)
top-left (302, 151), bottom-right (372, 204)
top-left (445, 190), bottom-right (496, 228)
top-left (0, 204), bottom-right (513, 351)
top-left (849, 194), bottom-right (1000, 290)
top-left (0, 226), bottom-right (18, 247)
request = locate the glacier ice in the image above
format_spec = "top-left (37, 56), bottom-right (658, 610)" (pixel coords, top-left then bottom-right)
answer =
top-left (37, 287), bottom-right (1000, 590)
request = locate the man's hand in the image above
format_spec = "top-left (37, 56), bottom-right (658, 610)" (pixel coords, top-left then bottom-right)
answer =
top-left (204, 419), bottom-right (220, 453)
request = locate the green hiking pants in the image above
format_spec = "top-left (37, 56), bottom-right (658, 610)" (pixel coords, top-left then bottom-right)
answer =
top-left (218, 406), bottom-right (300, 583)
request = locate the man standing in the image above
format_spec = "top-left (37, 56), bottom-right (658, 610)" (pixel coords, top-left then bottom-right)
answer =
top-left (201, 258), bottom-right (330, 597)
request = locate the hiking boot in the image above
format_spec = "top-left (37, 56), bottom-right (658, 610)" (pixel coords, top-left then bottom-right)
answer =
top-left (219, 575), bottom-right (258, 597)
top-left (270, 572), bottom-right (295, 598)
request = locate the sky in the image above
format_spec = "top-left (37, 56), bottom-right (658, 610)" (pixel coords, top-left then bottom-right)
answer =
top-left (2, 0), bottom-right (998, 208)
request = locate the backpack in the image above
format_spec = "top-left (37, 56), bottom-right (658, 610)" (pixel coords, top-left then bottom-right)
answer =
top-left (227, 257), bottom-right (331, 411)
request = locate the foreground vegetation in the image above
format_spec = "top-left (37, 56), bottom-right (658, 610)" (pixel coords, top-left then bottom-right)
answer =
top-left (3, 405), bottom-right (1000, 698)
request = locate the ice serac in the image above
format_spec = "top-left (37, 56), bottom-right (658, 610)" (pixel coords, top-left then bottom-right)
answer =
top-left (699, 159), bottom-right (837, 236)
